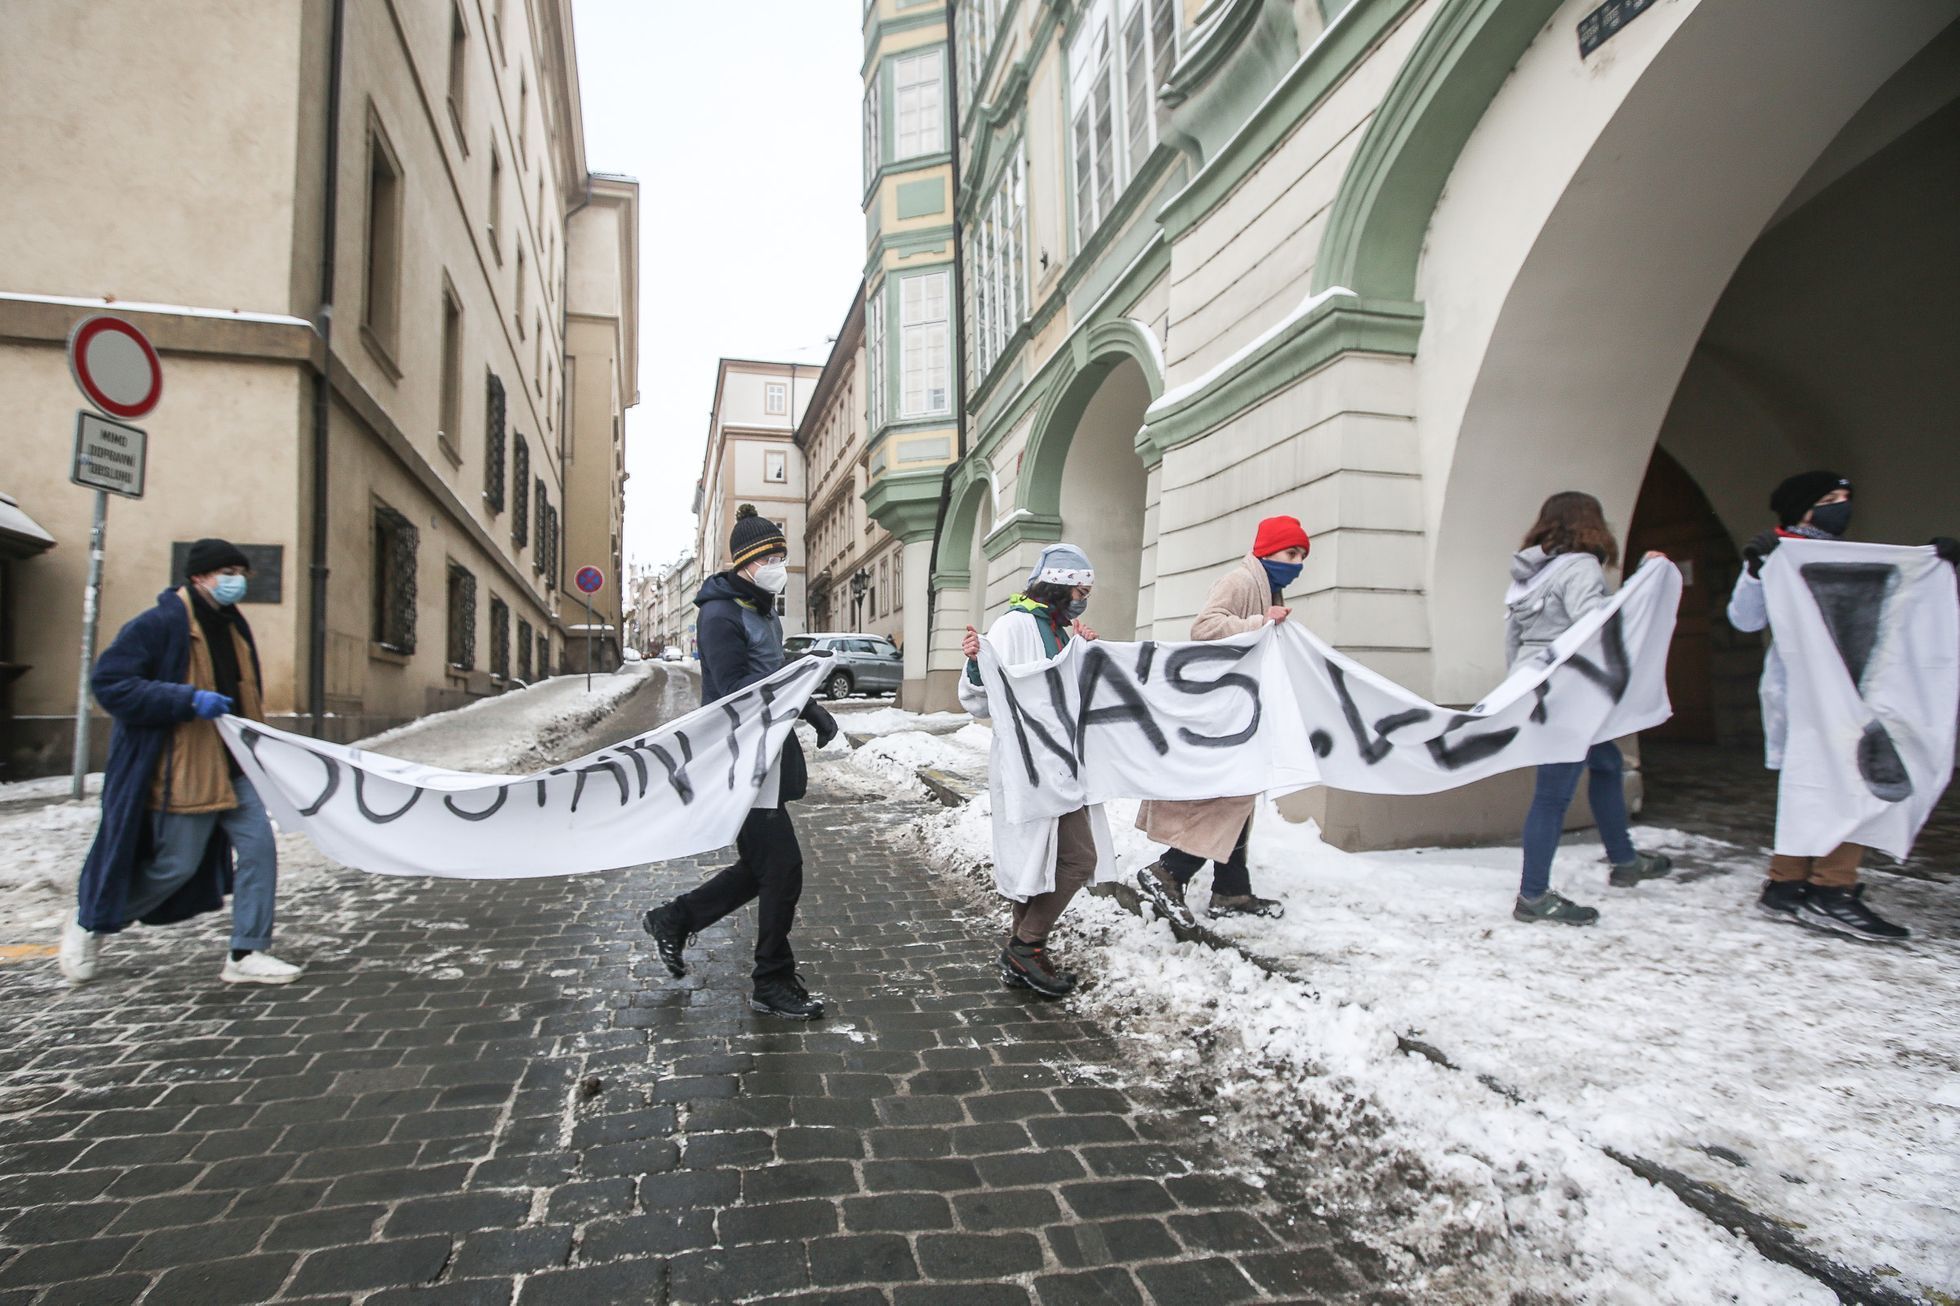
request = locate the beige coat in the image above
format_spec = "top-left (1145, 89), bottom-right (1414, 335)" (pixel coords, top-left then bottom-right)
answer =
top-left (150, 589), bottom-right (265, 815)
top-left (1137, 553), bottom-right (1273, 861)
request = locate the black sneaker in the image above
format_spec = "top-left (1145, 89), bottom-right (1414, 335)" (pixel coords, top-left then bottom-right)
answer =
top-left (1608, 850), bottom-right (1673, 888)
top-left (998, 952), bottom-right (1033, 990)
top-left (1001, 940), bottom-right (1076, 998)
top-left (1512, 891), bottom-right (1599, 926)
top-left (1796, 884), bottom-right (1911, 943)
top-left (1208, 893), bottom-right (1284, 919)
top-left (1757, 878), bottom-right (1807, 924)
top-left (1136, 863), bottom-right (1197, 931)
top-left (751, 974), bottom-right (825, 1020)
top-left (641, 903), bottom-right (691, 978)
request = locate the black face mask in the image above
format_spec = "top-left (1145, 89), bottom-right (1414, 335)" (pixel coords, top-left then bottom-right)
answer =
top-left (1809, 501), bottom-right (1853, 538)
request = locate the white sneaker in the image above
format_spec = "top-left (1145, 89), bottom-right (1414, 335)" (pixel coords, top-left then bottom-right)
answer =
top-left (220, 952), bottom-right (301, 985)
top-left (58, 918), bottom-right (100, 984)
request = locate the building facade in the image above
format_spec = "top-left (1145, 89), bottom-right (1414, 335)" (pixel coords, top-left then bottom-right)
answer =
top-left (859, 0), bottom-right (965, 705)
top-left (897, 0), bottom-right (1956, 845)
top-left (798, 285), bottom-right (907, 646)
top-left (692, 359), bottom-right (820, 636)
top-left (0, 0), bottom-right (638, 777)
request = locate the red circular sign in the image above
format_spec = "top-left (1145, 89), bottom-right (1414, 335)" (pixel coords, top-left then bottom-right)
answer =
top-left (68, 315), bottom-right (163, 420)
top-left (575, 566), bottom-right (605, 594)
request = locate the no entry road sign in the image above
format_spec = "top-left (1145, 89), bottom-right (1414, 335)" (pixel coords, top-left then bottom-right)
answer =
top-left (68, 314), bottom-right (163, 421)
top-left (575, 566), bottom-right (604, 595)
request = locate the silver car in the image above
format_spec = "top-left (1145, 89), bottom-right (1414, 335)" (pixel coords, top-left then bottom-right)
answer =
top-left (785, 633), bottom-right (903, 699)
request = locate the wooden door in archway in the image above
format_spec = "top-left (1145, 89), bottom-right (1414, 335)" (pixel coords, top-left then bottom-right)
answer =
top-left (1627, 448), bottom-right (1740, 742)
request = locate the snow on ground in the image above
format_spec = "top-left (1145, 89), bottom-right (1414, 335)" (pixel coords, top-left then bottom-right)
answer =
top-left (914, 794), bottom-right (1870, 1303)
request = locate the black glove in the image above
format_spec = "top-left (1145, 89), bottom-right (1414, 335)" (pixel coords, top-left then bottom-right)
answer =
top-left (1742, 529), bottom-right (1780, 578)
top-left (1930, 536), bottom-right (1960, 566)
top-left (802, 701), bottom-right (838, 749)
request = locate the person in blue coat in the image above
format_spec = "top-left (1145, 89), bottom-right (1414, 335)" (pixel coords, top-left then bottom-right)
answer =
top-left (58, 538), bottom-right (301, 986)
top-left (641, 506), bottom-right (837, 1019)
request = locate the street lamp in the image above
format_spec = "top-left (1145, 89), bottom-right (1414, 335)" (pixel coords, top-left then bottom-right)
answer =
top-left (850, 567), bottom-right (870, 631)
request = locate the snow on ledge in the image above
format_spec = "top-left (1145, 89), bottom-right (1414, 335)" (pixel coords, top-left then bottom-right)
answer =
top-left (1146, 284), bottom-right (1357, 419)
top-left (0, 291), bottom-right (315, 330)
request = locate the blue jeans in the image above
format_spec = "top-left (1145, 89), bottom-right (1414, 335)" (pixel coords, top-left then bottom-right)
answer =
top-left (123, 776), bottom-right (279, 951)
top-left (1520, 743), bottom-right (1635, 900)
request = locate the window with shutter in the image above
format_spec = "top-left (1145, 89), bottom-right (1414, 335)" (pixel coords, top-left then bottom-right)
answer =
top-left (446, 562), bottom-right (476, 669)
top-left (490, 595), bottom-right (509, 679)
top-left (371, 503), bottom-right (419, 654)
top-left (511, 435), bottom-right (530, 547)
top-left (484, 373), bottom-right (506, 512)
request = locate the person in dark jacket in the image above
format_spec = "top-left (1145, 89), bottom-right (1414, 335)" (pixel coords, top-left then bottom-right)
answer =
top-left (641, 506), bottom-right (837, 1019)
top-left (58, 538), bottom-right (301, 986)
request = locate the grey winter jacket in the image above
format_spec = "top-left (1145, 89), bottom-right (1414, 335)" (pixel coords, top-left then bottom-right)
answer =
top-left (1504, 547), bottom-right (1608, 672)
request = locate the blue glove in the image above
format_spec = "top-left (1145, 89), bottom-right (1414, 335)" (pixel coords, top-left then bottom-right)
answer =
top-left (192, 690), bottom-right (234, 720)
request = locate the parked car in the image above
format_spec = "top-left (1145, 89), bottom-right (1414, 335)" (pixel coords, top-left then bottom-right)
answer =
top-left (784, 633), bottom-right (902, 699)
top-left (660, 646), bottom-right (684, 662)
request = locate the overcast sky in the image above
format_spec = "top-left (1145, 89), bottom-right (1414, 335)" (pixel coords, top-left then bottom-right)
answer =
top-left (573, 0), bottom-right (864, 573)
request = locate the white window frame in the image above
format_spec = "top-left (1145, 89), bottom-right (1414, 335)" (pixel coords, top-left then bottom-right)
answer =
top-left (765, 450), bottom-right (788, 483)
top-left (899, 270), bottom-right (951, 419)
top-left (893, 49), bottom-right (945, 160)
top-left (968, 143), bottom-right (1027, 382)
top-left (765, 381), bottom-right (788, 415)
top-left (957, 0), bottom-right (1002, 119)
top-left (1069, 0), bottom-right (1177, 246)
top-left (863, 77), bottom-right (882, 187)
top-left (865, 289), bottom-right (888, 432)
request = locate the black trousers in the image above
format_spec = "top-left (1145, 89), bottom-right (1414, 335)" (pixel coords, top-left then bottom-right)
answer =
top-left (672, 806), bottom-right (803, 982)
top-left (1160, 819), bottom-right (1252, 897)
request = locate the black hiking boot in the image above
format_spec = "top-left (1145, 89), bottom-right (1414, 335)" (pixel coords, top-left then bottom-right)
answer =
top-left (1512, 891), bottom-right (1599, 926)
top-left (1135, 862), bottom-right (1197, 931)
top-left (1209, 893), bottom-right (1284, 919)
top-left (1756, 878), bottom-right (1807, 925)
top-left (751, 973), bottom-right (825, 1020)
top-left (1001, 940), bottom-right (1076, 998)
top-left (641, 902), bottom-right (691, 978)
top-left (998, 951), bottom-right (1033, 990)
top-left (1608, 850), bottom-right (1673, 888)
top-left (1796, 884), bottom-right (1911, 943)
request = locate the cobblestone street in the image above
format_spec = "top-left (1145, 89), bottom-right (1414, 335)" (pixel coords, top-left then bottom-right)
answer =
top-left (0, 783), bottom-right (1380, 1304)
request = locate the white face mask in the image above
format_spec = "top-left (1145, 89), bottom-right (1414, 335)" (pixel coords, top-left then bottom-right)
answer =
top-left (752, 561), bottom-right (789, 594)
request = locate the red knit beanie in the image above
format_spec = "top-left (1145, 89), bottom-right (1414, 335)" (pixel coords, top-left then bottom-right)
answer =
top-left (1252, 515), bottom-right (1310, 559)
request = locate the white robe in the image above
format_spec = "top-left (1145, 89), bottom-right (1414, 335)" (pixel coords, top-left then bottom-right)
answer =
top-left (958, 609), bottom-right (1117, 900)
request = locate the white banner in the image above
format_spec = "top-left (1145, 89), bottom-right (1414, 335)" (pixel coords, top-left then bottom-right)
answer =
top-left (1762, 540), bottom-right (1958, 859)
top-left (219, 657), bottom-right (823, 878)
top-left (977, 559), bottom-right (1683, 822)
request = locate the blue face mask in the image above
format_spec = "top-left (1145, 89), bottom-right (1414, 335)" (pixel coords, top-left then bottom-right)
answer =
top-left (1259, 558), bottom-right (1303, 595)
top-left (1064, 597), bottom-right (1089, 621)
top-left (211, 574), bottom-right (248, 606)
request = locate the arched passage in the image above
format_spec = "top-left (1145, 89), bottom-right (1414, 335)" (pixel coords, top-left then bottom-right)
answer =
top-left (1413, 0), bottom-right (1958, 701)
top-left (1018, 320), bottom-right (1164, 641)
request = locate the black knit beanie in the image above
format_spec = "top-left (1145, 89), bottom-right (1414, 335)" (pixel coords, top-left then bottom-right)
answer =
top-left (1769, 471), bottom-right (1850, 527)
top-left (183, 538), bottom-right (251, 578)
top-left (728, 504), bottom-right (787, 568)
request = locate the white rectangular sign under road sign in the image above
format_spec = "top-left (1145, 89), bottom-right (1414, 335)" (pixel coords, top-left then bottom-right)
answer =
top-left (71, 411), bottom-right (148, 498)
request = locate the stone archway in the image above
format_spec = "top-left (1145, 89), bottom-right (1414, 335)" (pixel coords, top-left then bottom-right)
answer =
top-left (1407, 0), bottom-right (1957, 701)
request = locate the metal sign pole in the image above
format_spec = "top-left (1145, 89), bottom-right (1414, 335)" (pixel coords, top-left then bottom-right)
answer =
top-left (71, 489), bottom-right (108, 799)
top-left (584, 594), bottom-right (593, 693)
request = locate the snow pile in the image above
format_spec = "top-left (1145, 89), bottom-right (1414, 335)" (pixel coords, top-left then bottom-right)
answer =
top-left (914, 797), bottom-right (1841, 1302)
top-left (832, 705), bottom-right (969, 737)
top-left (848, 726), bottom-right (990, 795)
top-left (359, 664), bottom-right (654, 773)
